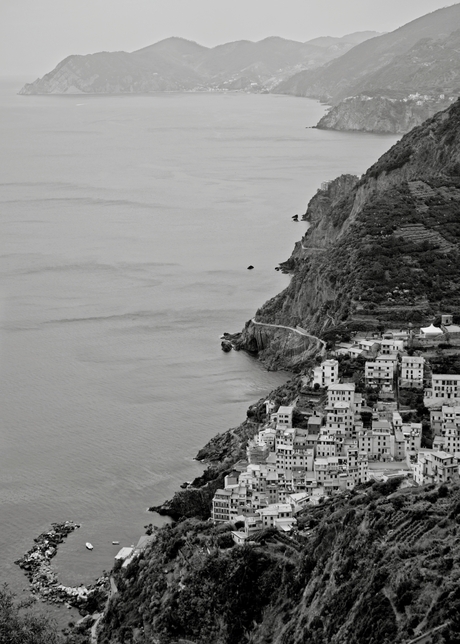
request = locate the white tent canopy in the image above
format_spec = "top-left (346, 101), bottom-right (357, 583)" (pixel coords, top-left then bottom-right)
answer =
top-left (420, 323), bottom-right (443, 336)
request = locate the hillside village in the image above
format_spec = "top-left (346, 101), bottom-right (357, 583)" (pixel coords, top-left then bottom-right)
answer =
top-left (212, 314), bottom-right (460, 542)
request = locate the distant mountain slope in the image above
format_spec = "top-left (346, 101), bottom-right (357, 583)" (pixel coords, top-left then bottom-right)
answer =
top-left (274, 3), bottom-right (460, 102)
top-left (315, 29), bottom-right (460, 134)
top-left (307, 31), bottom-right (381, 48)
top-left (357, 29), bottom-right (460, 95)
top-left (18, 32), bottom-right (380, 95)
top-left (235, 98), bottom-right (460, 369)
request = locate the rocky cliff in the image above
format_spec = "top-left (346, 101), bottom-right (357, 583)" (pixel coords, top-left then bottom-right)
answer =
top-left (234, 100), bottom-right (460, 370)
top-left (317, 94), bottom-right (456, 134)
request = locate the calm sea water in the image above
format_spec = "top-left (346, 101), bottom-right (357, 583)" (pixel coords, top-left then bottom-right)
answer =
top-left (0, 79), bottom-right (398, 602)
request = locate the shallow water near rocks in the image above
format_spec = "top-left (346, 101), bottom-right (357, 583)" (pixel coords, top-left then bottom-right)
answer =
top-left (0, 79), bottom-right (398, 611)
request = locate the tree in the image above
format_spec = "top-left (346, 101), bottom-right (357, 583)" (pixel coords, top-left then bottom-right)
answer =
top-left (0, 584), bottom-right (60, 644)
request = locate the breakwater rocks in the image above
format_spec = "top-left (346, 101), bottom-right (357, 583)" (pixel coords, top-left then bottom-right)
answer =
top-left (15, 521), bottom-right (108, 614)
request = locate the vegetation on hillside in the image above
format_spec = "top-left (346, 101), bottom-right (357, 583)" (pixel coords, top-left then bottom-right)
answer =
top-left (0, 585), bottom-right (89, 644)
top-left (98, 481), bottom-right (460, 644)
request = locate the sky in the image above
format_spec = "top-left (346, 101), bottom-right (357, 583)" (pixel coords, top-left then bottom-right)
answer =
top-left (1, 0), bottom-right (459, 78)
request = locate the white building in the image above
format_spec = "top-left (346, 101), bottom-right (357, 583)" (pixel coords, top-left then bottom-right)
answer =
top-left (380, 338), bottom-right (404, 355)
top-left (313, 359), bottom-right (339, 388)
top-left (327, 383), bottom-right (356, 407)
top-left (365, 360), bottom-right (394, 391)
top-left (413, 450), bottom-right (458, 485)
top-left (357, 421), bottom-right (392, 460)
top-left (400, 356), bottom-right (425, 387)
top-left (425, 374), bottom-right (460, 405)
top-left (273, 406), bottom-right (294, 428)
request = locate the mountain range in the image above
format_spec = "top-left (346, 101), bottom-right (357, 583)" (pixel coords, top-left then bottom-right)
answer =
top-left (19, 32), bottom-right (380, 95)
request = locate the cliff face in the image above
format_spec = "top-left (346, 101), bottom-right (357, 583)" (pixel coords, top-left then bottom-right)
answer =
top-left (98, 480), bottom-right (460, 644)
top-left (317, 94), bottom-right (456, 135)
top-left (234, 100), bottom-right (460, 370)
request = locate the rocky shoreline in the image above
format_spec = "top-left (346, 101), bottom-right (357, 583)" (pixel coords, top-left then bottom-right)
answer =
top-left (15, 521), bottom-right (109, 614)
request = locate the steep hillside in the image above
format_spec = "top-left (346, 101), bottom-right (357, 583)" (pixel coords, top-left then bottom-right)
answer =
top-left (274, 4), bottom-right (460, 103)
top-left (97, 479), bottom-right (460, 644)
top-left (18, 33), bottom-right (379, 95)
top-left (307, 31), bottom-right (381, 48)
top-left (234, 99), bottom-right (460, 370)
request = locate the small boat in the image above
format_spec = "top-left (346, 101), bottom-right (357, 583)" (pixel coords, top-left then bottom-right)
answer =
top-left (86, 542), bottom-right (93, 550)
top-left (112, 541), bottom-right (120, 545)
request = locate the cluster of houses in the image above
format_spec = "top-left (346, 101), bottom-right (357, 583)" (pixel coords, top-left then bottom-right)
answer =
top-left (212, 316), bottom-right (460, 542)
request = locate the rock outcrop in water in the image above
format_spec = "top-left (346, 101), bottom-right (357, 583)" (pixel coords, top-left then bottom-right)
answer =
top-left (15, 521), bottom-right (108, 614)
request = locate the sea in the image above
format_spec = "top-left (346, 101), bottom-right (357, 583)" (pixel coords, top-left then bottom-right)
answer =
top-left (0, 77), bottom-right (398, 615)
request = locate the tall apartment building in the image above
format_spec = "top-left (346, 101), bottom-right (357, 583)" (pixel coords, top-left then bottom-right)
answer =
top-left (400, 356), bottom-right (425, 387)
top-left (313, 359), bottom-right (339, 388)
top-left (365, 359), bottom-right (394, 392)
top-left (426, 375), bottom-right (460, 402)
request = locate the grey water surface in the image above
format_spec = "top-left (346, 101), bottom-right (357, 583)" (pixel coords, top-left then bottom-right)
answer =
top-left (0, 81), bottom-right (398, 595)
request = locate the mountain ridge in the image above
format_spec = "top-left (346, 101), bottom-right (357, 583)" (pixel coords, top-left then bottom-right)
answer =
top-left (18, 32), bottom-right (381, 95)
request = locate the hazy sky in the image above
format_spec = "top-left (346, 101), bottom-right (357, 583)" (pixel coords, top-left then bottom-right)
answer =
top-left (1, 0), bottom-right (458, 78)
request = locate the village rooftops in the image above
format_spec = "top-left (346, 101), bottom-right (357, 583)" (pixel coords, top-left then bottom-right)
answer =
top-left (433, 450), bottom-right (457, 460)
top-left (277, 405), bottom-right (294, 415)
top-left (372, 420), bottom-right (392, 432)
top-left (326, 401), bottom-right (352, 410)
top-left (328, 383), bottom-right (355, 391)
top-left (443, 324), bottom-right (460, 333)
top-left (432, 374), bottom-right (460, 381)
top-left (401, 356), bottom-right (424, 364)
top-left (115, 547), bottom-right (134, 561)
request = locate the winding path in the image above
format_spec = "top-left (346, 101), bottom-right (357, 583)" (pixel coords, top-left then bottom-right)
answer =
top-left (300, 243), bottom-right (326, 252)
top-left (251, 318), bottom-right (326, 353)
top-left (90, 576), bottom-right (118, 644)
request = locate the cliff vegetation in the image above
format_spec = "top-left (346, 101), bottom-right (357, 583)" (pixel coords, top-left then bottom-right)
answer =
top-left (98, 480), bottom-right (460, 644)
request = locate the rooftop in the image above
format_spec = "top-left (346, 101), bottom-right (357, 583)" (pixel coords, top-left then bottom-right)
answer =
top-left (328, 383), bottom-right (355, 391)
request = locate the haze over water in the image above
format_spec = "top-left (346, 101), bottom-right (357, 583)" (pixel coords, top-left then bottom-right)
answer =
top-left (0, 79), bottom-right (398, 597)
